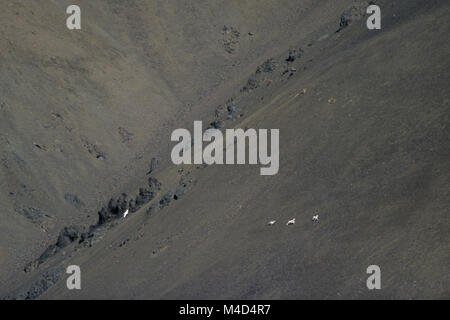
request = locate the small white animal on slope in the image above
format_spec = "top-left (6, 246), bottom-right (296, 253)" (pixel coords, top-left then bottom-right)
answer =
top-left (123, 209), bottom-right (129, 218)
top-left (312, 214), bottom-right (319, 222)
top-left (286, 218), bottom-right (295, 225)
top-left (268, 220), bottom-right (276, 225)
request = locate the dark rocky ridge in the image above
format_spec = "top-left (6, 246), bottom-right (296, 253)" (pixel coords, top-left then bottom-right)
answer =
top-left (1, 0), bottom-right (449, 299)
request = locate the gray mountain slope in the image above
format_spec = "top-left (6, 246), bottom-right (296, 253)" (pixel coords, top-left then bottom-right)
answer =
top-left (1, 0), bottom-right (449, 299)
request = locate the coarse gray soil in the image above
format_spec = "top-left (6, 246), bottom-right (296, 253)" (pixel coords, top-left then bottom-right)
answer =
top-left (0, 0), bottom-right (449, 299)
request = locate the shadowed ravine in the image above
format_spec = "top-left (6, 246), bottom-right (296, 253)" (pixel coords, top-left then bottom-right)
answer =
top-left (0, 0), bottom-right (449, 299)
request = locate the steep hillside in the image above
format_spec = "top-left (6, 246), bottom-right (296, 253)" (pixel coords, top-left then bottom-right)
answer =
top-left (1, 0), bottom-right (449, 299)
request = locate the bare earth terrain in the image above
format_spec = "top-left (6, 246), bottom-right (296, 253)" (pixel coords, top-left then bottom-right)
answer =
top-left (0, 0), bottom-right (449, 299)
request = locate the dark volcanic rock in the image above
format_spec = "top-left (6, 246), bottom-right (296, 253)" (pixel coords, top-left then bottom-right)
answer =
top-left (148, 177), bottom-right (162, 191)
top-left (64, 193), bottom-right (85, 209)
top-left (336, 2), bottom-right (368, 32)
top-left (16, 268), bottom-right (63, 300)
top-left (241, 76), bottom-right (260, 93)
top-left (226, 99), bottom-right (238, 118)
top-left (159, 192), bottom-right (173, 208)
top-left (285, 48), bottom-right (303, 63)
top-left (14, 205), bottom-right (50, 223)
top-left (24, 226), bottom-right (81, 272)
top-left (256, 58), bottom-right (278, 73)
top-left (56, 226), bottom-right (80, 248)
top-left (173, 186), bottom-right (185, 200)
top-left (210, 120), bottom-right (223, 129)
top-left (222, 25), bottom-right (240, 54)
top-left (146, 157), bottom-right (159, 175)
top-left (242, 58), bottom-right (279, 93)
top-left (98, 193), bottom-right (129, 225)
top-left (128, 198), bottom-right (138, 213)
top-left (135, 187), bottom-right (155, 207)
